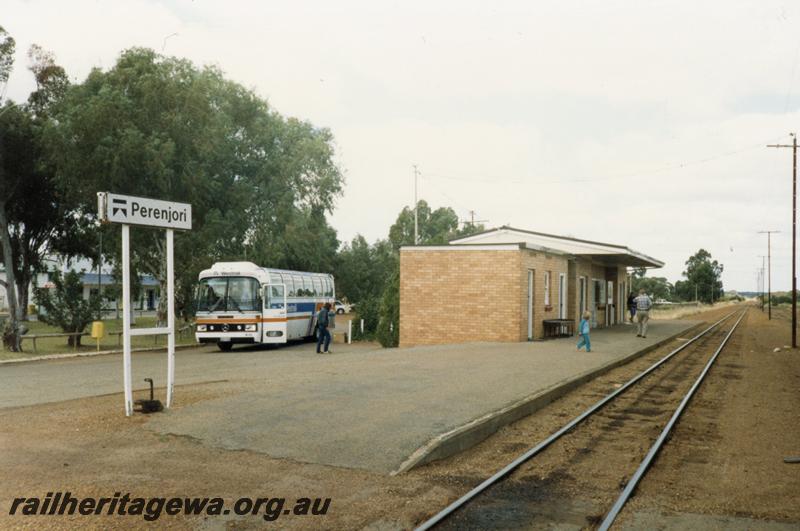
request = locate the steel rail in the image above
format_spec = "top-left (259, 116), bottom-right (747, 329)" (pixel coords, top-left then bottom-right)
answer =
top-left (415, 310), bottom-right (740, 531)
top-left (598, 308), bottom-right (748, 530)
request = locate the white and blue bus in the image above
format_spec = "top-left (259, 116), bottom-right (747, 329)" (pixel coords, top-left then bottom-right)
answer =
top-left (194, 262), bottom-right (335, 351)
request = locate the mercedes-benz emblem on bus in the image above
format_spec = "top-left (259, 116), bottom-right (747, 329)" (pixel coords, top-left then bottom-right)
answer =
top-left (221, 324), bottom-right (230, 332)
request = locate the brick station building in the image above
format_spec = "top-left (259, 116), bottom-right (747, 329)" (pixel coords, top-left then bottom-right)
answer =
top-left (399, 226), bottom-right (663, 347)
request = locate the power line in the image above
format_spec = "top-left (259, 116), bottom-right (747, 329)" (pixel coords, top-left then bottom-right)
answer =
top-left (422, 134), bottom-right (792, 187)
top-left (784, 36), bottom-right (800, 113)
top-left (418, 173), bottom-right (473, 215)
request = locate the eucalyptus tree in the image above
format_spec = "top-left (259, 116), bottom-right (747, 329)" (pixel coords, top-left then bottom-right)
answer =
top-left (46, 48), bottom-right (343, 320)
top-left (0, 25), bottom-right (20, 350)
top-left (2, 31), bottom-right (80, 350)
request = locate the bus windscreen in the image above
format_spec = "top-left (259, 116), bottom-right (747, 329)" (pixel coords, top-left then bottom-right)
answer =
top-left (196, 277), bottom-right (261, 312)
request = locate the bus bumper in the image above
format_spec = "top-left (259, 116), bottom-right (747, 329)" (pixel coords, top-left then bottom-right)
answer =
top-left (197, 337), bottom-right (256, 344)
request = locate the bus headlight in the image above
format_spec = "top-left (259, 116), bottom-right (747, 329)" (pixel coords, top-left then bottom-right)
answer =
top-left (244, 324), bottom-right (257, 332)
top-left (196, 324), bottom-right (207, 332)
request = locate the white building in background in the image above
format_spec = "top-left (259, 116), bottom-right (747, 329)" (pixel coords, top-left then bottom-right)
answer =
top-left (0, 256), bottom-right (161, 317)
top-left (78, 271), bottom-right (161, 312)
top-left (0, 257), bottom-right (59, 315)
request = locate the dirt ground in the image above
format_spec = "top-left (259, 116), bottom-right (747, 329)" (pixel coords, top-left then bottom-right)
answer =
top-left (1, 303), bottom-right (797, 529)
top-left (620, 306), bottom-right (800, 526)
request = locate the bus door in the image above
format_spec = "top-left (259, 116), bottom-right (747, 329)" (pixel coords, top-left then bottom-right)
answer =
top-left (263, 284), bottom-right (287, 343)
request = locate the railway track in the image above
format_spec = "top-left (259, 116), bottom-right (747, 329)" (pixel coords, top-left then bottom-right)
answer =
top-left (416, 308), bottom-right (749, 530)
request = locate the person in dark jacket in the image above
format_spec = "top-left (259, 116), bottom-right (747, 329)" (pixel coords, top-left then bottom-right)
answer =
top-left (316, 302), bottom-right (332, 354)
top-left (627, 292), bottom-right (636, 323)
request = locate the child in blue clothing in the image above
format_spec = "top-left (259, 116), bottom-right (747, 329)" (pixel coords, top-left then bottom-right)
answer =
top-left (577, 311), bottom-right (592, 352)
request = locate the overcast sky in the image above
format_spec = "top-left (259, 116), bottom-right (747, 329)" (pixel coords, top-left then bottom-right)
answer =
top-left (5, 0), bottom-right (800, 291)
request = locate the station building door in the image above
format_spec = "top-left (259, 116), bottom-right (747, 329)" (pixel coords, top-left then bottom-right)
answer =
top-left (527, 269), bottom-right (535, 340)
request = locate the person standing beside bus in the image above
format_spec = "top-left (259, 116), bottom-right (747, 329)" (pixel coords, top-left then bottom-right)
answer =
top-left (634, 289), bottom-right (653, 338)
top-left (316, 302), bottom-right (332, 354)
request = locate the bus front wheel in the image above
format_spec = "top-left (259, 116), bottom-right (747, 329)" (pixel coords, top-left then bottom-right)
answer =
top-left (217, 342), bottom-right (233, 352)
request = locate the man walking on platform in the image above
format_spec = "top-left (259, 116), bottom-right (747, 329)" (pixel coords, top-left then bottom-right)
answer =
top-left (634, 289), bottom-right (653, 338)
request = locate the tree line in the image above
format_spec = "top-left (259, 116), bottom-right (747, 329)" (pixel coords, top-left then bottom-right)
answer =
top-left (0, 27), bottom-right (481, 350)
top-left (631, 248), bottom-right (725, 303)
top-left (0, 27), bottom-right (724, 352)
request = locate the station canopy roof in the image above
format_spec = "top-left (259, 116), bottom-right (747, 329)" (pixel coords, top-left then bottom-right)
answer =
top-left (448, 226), bottom-right (664, 268)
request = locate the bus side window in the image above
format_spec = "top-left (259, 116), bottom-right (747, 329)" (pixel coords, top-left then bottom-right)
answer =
top-left (328, 277), bottom-right (335, 297)
top-left (293, 274), bottom-right (304, 296)
top-left (274, 273), bottom-right (287, 297)
top-left (282, 275), bottom-right (294, 297)
top-left (269, 285), bottom-right (285, 309)
top-left (313, 276), bottom-right (322, 297)
top-left (303, 276), bottom-right (313, 296)
top-left (322, 277), bottom-right (330, 297)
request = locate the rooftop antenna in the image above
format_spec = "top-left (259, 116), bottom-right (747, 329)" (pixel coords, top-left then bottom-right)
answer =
top-left (162, 32), bottom-right (179, 52)
top-left (413, 165), bottom-right (420, 244)
top-left (461, 210), bottom-right (488, 228)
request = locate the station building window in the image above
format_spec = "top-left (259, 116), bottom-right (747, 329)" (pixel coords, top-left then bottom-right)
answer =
top-left (544, 271), bottom-right (551, 306)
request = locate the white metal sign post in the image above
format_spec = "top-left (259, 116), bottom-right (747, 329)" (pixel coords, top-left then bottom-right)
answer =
top-left (98, 192), bottom-right (192, 416)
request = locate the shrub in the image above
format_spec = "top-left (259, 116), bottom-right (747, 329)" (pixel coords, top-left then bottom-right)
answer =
top-left (376, 270), bottom-right (399, 348)
top-left (34, 270), bottom-right (102, 347)
top-left (353, 296), bottom-right (380, 340)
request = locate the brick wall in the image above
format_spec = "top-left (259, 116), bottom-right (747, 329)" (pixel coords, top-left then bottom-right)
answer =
top-left (400, 249), bottom-right (522, 346)
top-left (519, 251), bottom-right (569, 340)
top-left (399, 248), bottom-right (633, 346)
top-left (399, 248), bottom-right (571, 346)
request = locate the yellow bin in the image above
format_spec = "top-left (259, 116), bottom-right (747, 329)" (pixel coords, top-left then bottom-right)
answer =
top-left (91, 321), bottom-right (105, 351)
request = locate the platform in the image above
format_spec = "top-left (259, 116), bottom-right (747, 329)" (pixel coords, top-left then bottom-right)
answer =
top-left (141, 318), bottom-right (699, 474)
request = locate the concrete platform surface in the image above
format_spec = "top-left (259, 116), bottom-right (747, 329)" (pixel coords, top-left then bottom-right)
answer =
top-left (141, 319), bottom-right (699, 473)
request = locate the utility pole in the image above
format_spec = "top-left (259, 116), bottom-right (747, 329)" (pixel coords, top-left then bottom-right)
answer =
top-left (413, 165), bottom-right (420, 245)
top-left (758, 255), bottom-right (767, 311)
top-left (758, 230), bottom-right (779, 320)
top-left (768, 134), bottom-right (797, 347)
top-left (755, 268), bottom-right (761, 309)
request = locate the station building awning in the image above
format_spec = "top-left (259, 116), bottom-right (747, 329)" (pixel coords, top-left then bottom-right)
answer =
top-left (449, 226), bottom-right (663, 268)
